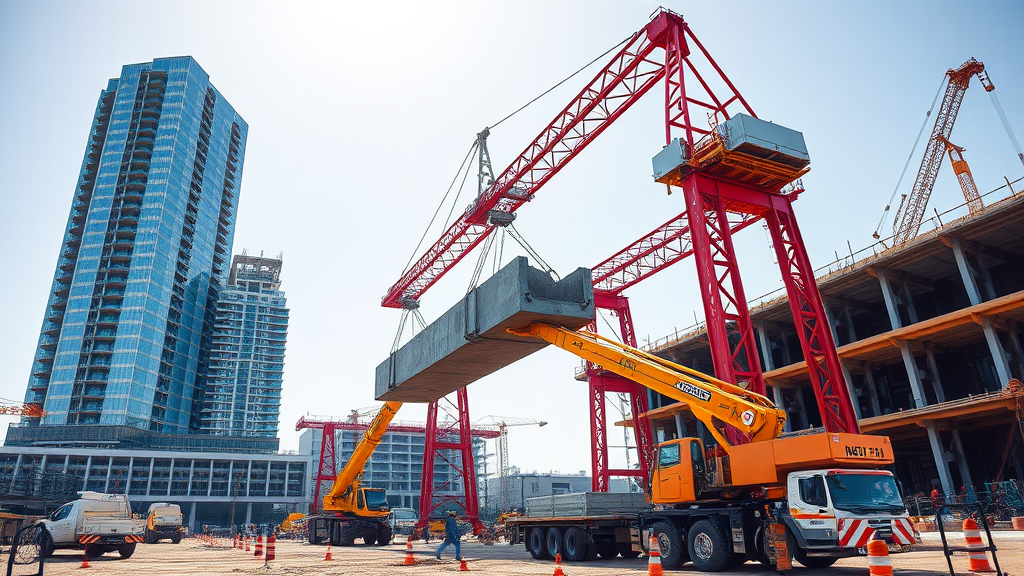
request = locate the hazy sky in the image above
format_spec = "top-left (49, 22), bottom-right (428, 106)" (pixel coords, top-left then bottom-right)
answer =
top-left (1, 0), bottom-right (1021, 476)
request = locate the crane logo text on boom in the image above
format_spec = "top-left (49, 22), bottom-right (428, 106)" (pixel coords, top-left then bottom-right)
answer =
top-left (677, 382), bottom-right (712, 402)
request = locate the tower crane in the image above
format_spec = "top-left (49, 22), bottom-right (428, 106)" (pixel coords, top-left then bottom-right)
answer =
top-left (0, 398), bottom-right (44, 417)
top-left (888, 58), bottom-right (998, 244)
top-left (474, 415), bottom-right (547, 512)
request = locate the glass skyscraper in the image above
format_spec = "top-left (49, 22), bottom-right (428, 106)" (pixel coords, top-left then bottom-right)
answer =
top-left (23, 57), bottom-right (246, 435)
top-left (201, 254), bottom-right (288, 438)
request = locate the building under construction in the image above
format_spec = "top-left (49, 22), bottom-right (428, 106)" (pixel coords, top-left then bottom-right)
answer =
top-left (645, 182), bottom-right (1024, 498)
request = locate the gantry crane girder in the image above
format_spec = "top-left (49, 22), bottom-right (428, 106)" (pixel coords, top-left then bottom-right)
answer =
top-left (892, 58), bottom-right (993, 244)
top-left (383, 8), bottom-right (859, 496)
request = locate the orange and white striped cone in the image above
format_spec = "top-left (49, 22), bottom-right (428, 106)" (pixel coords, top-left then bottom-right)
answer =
top-left (459, 559), bottom-right (470, 571)
top-left (552, 553), bottom-right (564, 576)
top-left (404, 535), bottom-right (415, 565)
top-left (244, 536), bottom-right (251, 552)
top-left (647, 535), bottom-right (663, 576)
top-left (324, 541), bottom-right (334, 561)
top-left (234, 534), bottom-right (240, 549)
top-left (963, 518), bottom-right (995, 572)
top-left (254, 535), bottom-right (263, 558)
top-left (867, 537), bottom-right (893, 576)
top-left (265, 534), bottom-right (276, 563)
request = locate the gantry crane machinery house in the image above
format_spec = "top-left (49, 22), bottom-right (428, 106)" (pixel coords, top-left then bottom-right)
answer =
top-left (381, 7), bottom-right (859, 508)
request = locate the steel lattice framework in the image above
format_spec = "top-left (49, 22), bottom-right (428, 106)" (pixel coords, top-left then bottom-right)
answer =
top-left (387, 9), bottom-right (860, 502)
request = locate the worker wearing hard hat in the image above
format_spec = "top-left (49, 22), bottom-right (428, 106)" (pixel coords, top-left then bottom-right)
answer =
top-left (435, 511), bottom-right (462, 561)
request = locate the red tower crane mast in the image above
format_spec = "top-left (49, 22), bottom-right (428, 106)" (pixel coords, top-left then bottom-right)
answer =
top-left (891, 58), bottom-right (994, 245)
top-left (384, 9), bottom-right (859, 499)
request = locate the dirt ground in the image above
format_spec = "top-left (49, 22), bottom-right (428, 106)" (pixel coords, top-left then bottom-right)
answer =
top-left (6, 532), bottom-right (1021, 575)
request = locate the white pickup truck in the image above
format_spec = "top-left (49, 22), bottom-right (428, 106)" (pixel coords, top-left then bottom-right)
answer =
top-left (40, 491), bottom-right (146, 559)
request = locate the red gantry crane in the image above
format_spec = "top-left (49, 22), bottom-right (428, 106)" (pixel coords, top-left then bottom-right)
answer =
top-left (384, 8), bottom-right (860, 501)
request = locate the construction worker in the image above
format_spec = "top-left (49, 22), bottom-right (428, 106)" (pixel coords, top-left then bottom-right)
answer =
top-left (435, 511), bottom-right (462, 561)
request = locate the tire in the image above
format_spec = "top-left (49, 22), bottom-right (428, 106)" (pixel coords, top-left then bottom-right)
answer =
top-left (563, 527), bottom-right (588, 562)
top-left (528, 527), bottom-right (550, 560)
top-left (651, 521), bottom-right (686, 569)
top-left (361, 532), bottom-right (377, 545)
top-left (40, 529), bottom-right (54, 558)
top-left (117, 543), bottom-right (136, 559)
top-left (687, 519), bottom-right (730, 572)
top-left (376, 525), bottom-right (392, 546)
top-left (545, 527), bottom-right (564, 559)
top-left (794, 551), bottom-right (838, 569)
top-left (584, 543), bottom-right (598, 561)
top-left (338, 523), bottom-right (356, 546)
top-left (596, 541), bottom-right (618, 558)
top-left (171, 533), bottom-right (181, 544)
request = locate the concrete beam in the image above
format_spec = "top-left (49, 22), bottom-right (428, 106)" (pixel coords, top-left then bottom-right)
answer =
top-left (376, 257), bottom-right (595, 402)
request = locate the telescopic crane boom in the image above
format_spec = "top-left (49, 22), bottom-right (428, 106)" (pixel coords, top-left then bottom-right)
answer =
top-left (508, 323), bottom-right (784, 451)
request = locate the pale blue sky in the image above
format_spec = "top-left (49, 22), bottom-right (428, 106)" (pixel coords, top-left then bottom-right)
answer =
top-left (1, 0), bottom-right (1021, 474)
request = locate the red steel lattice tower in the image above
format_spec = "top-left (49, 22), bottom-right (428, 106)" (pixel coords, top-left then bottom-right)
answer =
top-left (384, 8), bottom-right (860, 498)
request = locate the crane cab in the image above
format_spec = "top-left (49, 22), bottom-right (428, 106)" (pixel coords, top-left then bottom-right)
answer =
top-left (652, 437), bottom-right (716, 505)
top-left (355, 487), bottom-right (389, 516)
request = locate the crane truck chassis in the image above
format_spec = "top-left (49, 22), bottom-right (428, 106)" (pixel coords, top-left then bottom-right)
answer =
top-left (505, 323), bottom-right (917, 570)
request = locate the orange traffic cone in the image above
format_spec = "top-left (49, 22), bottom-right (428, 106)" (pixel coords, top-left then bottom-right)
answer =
top-left (265, 534), bottom-right (276, 563)
top-left (647, 535), bottom-right (663, 576)
top-left (324, 541), bottom-right (334, 561)
top-left (552, 553), bottom-right (565, 576)
top-left (459, 559), bottom-right (470, 571)
top-left (867, 537), bottom-right (893, 576)
top-left (254, 534), bottom-right (263, 558)
top-left (79, 550), bottom-right (91, 569)
top-left (963, 518), bottom-right (995, 572)
top-left (244, 536), bottom-right (251, 552)
top-left (404, 535), bottom-right (415, 565)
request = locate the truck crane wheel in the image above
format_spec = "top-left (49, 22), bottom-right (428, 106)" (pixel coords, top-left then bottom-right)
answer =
top-left (562, 527), bottom-right (588, 562)
top-left (584, 542), bottom-right (598, 561)
top-left (651, 521), bottom-right (686, 569)
top-left (527, 527), bottom-right (550, 559)
top-left (376, 525), bottom-right (392, 546)
top-left (117, 543), bottom-right (137, 559)
top-left (171, 533), bottom-right (181, 544)
top-left (545, 526), bottom-right (564, 559)
top-left (338, 522), bottom-right (356, 546)
top-left (686, 520), bottom-right (730, 572)
top-left (785, 527), bottom-right (838, 568)
top-left (361, 531), bottom-right (377, 545)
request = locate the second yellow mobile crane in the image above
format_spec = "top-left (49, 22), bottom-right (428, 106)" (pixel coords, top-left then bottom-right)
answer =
top-left (307, 402), bottom-right (402, 547)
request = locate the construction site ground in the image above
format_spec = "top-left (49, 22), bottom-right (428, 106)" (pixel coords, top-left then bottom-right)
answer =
top-left (9, 532), bottom-right (1022, 575)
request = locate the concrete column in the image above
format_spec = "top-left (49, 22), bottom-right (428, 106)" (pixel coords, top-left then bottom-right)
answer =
top-left (63, 455), bottom-right (69, 474)
top-left (207, 461), bottom-right (214, 497)
top-left (926, 425), bottom-right (955, 495)
top-left (877, 270), bottom-right (902, 330)
top-left (951, 430), bottom-right (975, 489)
top-left (756, 324), bottom-right (790, 432)
top-left (925, 349), bottom-right (946, 403)
top-left (266, 461), bottom-right (272, 495)
top-left (187, 460), bottom-right (196, 496)
top-left (1009, 325), bottom-right (1024, 379)
top-left (977, 256), bottom-right (998, 301)
top-left (950, 238), bottom-right (982, 306)
top-left (900, 345), bottom-right (928, 409)
top-left (843, 304), bottom-right (858, 342)
top-left (126, 457), bottom-right (134, 494)
top-left (83, 455), bottom-right (92, 488)
top-left (188, 502), bottom-right (196, 533)
top-left (10, 454), bottom-right (23, 488)
top-left (674, 413), bottom-right (685, 439)
top-left (901, 283), bottom-right (919, 324)
top-left (793, 389), bottom-right (810, 430)
top-left (862, 366), bottom-right (883, 418)
top-left (104, 457), bottom-right (113, 493)
top-left (146, 458), bottom-right (154, 496)
top-left (779, 331), bottom-right (793, 365)
top-left (841, 362), bottom-right (862, 419)
top-left (824, 303), bottom-right (841, 345)
top-left (245, 502), bottom-right (252, 526)
top-left (167, 458), bottom-right (174, 496)
top-left (981, 317), bottom-right (1013, 386)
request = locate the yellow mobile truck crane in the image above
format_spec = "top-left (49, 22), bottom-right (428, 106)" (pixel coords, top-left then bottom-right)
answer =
top-left (505, 324), bottom-right (915, 571)
top-left (307, 402), bottom-right (402, 547)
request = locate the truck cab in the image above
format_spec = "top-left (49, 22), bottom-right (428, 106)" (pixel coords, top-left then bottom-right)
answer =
top-left (786, 469), bottom-right (917, 552)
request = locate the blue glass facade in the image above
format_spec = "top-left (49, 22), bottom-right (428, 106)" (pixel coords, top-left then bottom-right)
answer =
top-left (202, 255), bottom-right (288, 437)
top-left (24, 57), bottom-right (247, 435)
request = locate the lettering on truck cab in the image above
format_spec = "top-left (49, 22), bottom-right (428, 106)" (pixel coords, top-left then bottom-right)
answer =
top-left (844, 445), bottom-right (885, 459)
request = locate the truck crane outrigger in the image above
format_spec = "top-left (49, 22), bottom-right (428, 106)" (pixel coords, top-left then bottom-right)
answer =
top-left (506, 323), bottom-right (915, 571)
top-left (307, 402), bottom-right (402, 547)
